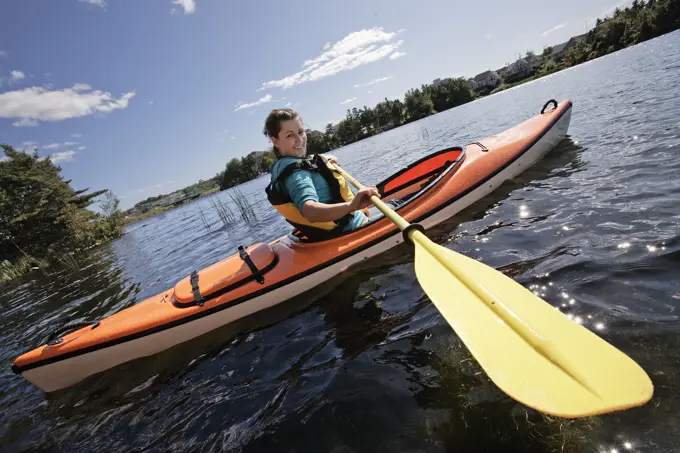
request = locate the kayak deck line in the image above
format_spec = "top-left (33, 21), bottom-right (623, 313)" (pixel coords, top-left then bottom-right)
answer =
top-left (12, 99), bottom-right (574, 393)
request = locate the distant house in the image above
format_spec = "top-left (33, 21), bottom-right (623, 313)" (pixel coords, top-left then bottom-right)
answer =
top-left (159, 191), bottom-right (187, 207)
top-left (525, 54), bottom-right (542, 71)
top-left (550, 33), bottom-right (587, 62)
top-left (504, 58), bottom-right (533, 83)
top-left (470, 70), bottom-right (501, 94)
top-left (549, 42), bottom-right (568, 60)
top-left (494, 66), bottom-right (508, 79)
top-left (432, 77), bottom-right (452, 86)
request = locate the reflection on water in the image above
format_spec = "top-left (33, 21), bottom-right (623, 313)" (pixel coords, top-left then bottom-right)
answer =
top-left (2, 31), bottom-right (680, 453)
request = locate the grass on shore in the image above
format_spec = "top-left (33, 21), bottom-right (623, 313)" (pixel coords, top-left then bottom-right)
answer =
top-left (0, 257), bottom-right (40, 284)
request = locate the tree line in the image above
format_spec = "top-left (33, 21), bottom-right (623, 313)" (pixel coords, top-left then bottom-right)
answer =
top-left (1, 144), bottom-right (125, 282)
top-left (129, 151), bottom-right (274, 218)
top-left (219, 151), bottom-right (275, 190)
top-left (311, 77), bottom-right (475, 153)
top-left (564, 0), bottom-right (679, 65)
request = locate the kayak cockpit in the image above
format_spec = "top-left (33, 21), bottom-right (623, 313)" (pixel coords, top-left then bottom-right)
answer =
top-left (289, 146), bottom-right (466, 242)
top-left (378, 146), bottom-right (465, 207)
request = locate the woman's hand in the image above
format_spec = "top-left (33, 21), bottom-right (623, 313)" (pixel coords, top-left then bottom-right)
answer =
top-left (349, 186), bottom-right (381, 211)
top-left (301, 186), bottom-right (381, 222)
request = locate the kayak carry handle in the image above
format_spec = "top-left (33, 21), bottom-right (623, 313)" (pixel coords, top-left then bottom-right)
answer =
top-left (541, 99), bottom-right (558, 114)
top-left (44, 321), bottom-right (100, 346)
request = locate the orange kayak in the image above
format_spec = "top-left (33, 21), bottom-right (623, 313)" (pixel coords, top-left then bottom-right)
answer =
top-left (12, 99), bottom-right (573, 392)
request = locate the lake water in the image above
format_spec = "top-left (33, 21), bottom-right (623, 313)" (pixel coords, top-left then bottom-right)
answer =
top-left (2, 30), bottom-right (680, 453)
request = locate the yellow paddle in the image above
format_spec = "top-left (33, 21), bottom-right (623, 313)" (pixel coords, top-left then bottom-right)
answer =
top-left (333, 164), bottom-right (653, 418)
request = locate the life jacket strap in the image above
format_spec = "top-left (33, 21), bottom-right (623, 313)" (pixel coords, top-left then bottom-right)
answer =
top-left (265, 154), bottom-right (355, 238)
top-left (265, 157), bottom-right (319, 203)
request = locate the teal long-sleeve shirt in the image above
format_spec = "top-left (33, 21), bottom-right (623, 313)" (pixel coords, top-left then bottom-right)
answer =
top-left (270, 157), bottom-right (367, 231)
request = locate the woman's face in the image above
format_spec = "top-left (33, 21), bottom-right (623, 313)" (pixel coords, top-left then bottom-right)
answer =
top-left (272, 117), bottom-right (307, 158)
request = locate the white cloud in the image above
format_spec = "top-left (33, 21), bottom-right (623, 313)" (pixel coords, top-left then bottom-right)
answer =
top-left (340, 97), bottom-right (357, 105)
top-left (13, 118), bottom-right (38, 127)
top-left (354, 76), bottom-right (394, 88)
top-left (172, 0), bottom-right (195, 14)
top-left (148, 100), bottom-right (154, 104)
top-left (0, 70), bottom-right (27, 87)
top-left (77, 146), bottom-right (86, 150)
top-left (72, 83), bottom-right (92, 92)
top-left (0, 84), bottom-right (135, 126)
top-left (37, 141), bottom-right (79, 149)
top-left (542, 23), bottom-right (567, 36)
top-left (79, 0), bottom-right (107, 10)
top-left (234, 94), bottom-right (272, 112)
top-left (50, 150), bottom-right (76, 163)
top-left (230, 136), bottom-right (235, 140)
top-left (389, 51), bottom-right (406, 60)
top-left (259, 27), bottom-right (404, 90)
top-left (71, 133), bottom-right (83, 138)
top-left (20, 141), bottom-right (38, 149)
top-left (0, 50), bottom-right (7, 58)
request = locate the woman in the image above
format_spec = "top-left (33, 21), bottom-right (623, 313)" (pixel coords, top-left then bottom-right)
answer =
top-left (263, 108), bottom-right (381, 240)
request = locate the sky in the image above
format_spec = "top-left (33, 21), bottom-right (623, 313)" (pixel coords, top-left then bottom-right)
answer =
top-left (1, 0), bottom-right (633, 209)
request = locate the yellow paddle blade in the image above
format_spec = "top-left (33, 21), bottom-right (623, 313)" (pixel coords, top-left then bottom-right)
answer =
top-left (412, 231), bottom-right (653, 418)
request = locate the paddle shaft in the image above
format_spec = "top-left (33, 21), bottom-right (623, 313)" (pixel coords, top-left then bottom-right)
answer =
top-left (333, 163), bottom-right (600, 396)
top-left (332, 165), bottom-right (409, 231)
top-left (335, 164), bottom-right (538, 329)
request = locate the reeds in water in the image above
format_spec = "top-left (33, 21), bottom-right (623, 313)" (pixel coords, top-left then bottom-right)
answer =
top-left (56, 252), bottom-right (81, 271)
top-left (197, 205), bottom-right (211, 231)
top-left (209, 197), bottom-right (236, 228)
top-left (227, 188), bottom-right (257, 223)
top-left (203, 189), bottom-right (258, 231)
